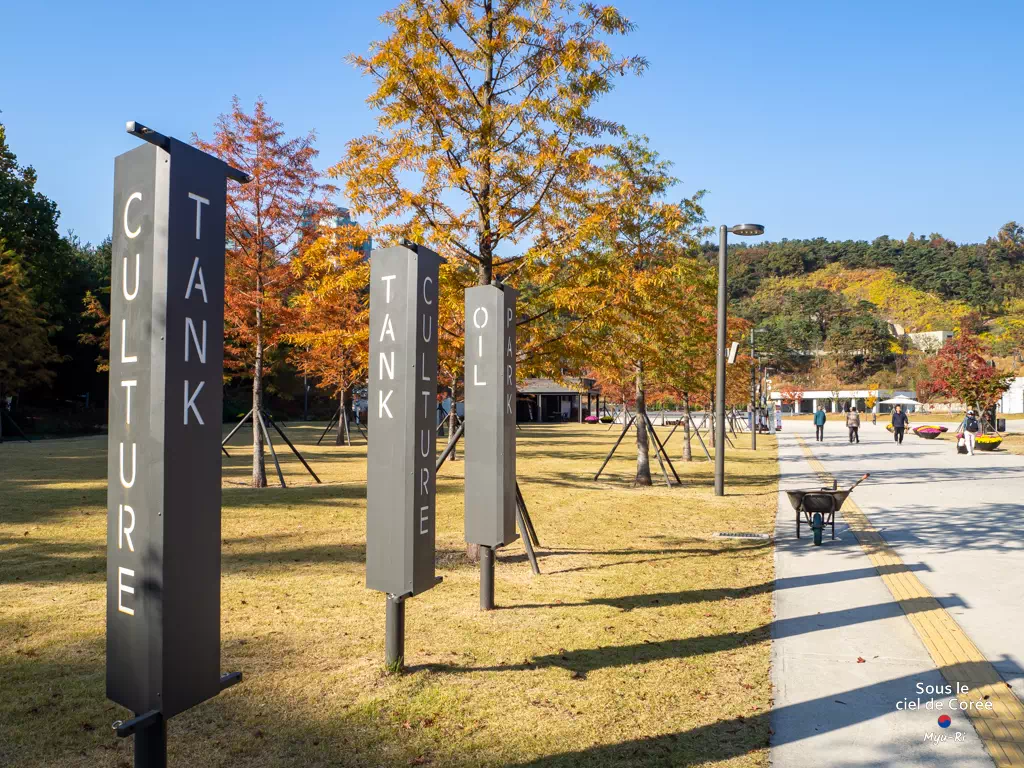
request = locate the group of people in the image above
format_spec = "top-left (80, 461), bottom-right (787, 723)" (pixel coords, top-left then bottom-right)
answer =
top-left (812, 403), bottom-right (985, 455)
top-left (812, 404), bottom-right (911, 445)
top-left (812, 405), bottom-right (866, 443)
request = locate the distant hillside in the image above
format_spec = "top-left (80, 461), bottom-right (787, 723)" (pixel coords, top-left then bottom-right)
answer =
top-left (715, 225), bottom-right (1024, 310)
top-left (758, 265), bottom-right (971, 333)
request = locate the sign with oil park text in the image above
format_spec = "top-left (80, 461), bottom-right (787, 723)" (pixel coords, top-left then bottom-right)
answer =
top-left (106, 123), bottom-right (245, 721)
top-left (464, 283), bottom-right (518, 548)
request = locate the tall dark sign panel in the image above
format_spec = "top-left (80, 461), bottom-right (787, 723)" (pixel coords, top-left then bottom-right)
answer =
top-left (107, 131), bottom-right (232, 720)
top-left (366, 244), bottom-right (444, 598)
top-left (464, 284), bottom-right (518, 547)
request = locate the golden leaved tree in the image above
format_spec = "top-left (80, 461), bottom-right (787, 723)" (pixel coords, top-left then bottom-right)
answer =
top-left (287, 223), bottom-right (370, 444)
top-left (336, 0), bottom-right (646, 381)
top-left (585, 135), bottom-right (712, 485)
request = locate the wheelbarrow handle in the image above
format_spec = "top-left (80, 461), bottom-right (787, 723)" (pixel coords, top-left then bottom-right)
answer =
top-left (848, 473), bottom-right (870, 491)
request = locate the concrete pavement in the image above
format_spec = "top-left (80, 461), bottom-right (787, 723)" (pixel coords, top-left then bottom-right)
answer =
top-left (769, 418), bottom-right (1024, 767)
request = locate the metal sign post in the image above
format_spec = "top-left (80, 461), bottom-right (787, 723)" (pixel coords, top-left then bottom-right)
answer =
top-left (365, 243), bottom-right (444, 669)
top-left (464, 284), bottom-right (518, 610)
top-left (106, 122), bottom-right (246, 767)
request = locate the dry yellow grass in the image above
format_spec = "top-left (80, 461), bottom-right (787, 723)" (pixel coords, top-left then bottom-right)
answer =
top-left (1, 423), bottom-right (777, 767)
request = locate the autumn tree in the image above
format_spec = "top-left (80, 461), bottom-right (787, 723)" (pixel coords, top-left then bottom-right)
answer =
top-left (0, 243), bottom-right (58, 437)
top-left (195, 98), bottom-right (333, 487)
top-left (339, 0), bottom-right (643, 278)
top-left (585, 136), bottom-right (710, 485)
top-left (337, 0), bottom-right (648, 420)
top-left (287, 221), bottom-right (370, 445)
top-left (929, 330), bottom-right (1012, 424)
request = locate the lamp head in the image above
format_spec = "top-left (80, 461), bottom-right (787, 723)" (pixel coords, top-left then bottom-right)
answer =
top-left (728, 223), bottom-right (765, 236)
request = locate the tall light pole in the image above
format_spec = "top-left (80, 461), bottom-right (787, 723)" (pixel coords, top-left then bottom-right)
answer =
top-left (716, 223), bottom-right (764, 496)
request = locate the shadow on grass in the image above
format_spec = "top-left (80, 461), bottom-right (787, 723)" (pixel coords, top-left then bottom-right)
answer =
top-left (413, 595), bottom-right (966, 677)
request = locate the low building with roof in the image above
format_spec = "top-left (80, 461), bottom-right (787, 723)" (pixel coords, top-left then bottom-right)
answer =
top-left (517, 377), bottom-right (602, 423)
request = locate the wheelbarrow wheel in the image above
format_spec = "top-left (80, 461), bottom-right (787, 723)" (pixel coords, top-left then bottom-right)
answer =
top-left (812, 512), bottom-right (824, 546)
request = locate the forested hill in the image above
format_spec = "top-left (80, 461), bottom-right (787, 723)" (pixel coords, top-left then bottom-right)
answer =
top-left (714, 224), bottom-right (1024, 309)
top-left (704, 225), bottom-right (1024, 384)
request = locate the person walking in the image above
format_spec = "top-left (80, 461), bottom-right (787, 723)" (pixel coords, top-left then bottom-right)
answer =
top-left (847, 407), bottom-right (861, 443)
top-left (891, 405), bottom-right (909, 445)
top-left (814, 405), bottom-right (827, 442)
top-left (963, 409), bottom-right (980, 456)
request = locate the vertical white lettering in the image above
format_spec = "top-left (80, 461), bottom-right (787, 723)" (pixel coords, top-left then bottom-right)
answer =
top-left (421, 313), bottom-right (433, 342)
top-left (184, 380), bottom-right (205, 425)
top-left (185, 318), bottom-right (207, 363)
top-left (422, 276), bottom-right (434, 305)
top-left (421, 352), bottom-right (429, 382)
top-left (185, 258), bottom-right (208, 303)
top-left (123, 192), bottom-right (142, 239)
top-left (473, 365), bottom-right (486, 386)
top-left (188, 193), bottom-right (210, 239)
top-left (507, 307), bottom-right (513, 327)
top-left (420, 428), bottom-right (430, 458)
top-left (379, 314), bottom-right (395, 342)
top-left (507, 393), bottom-right (513, 415)
top-left (382, 274), bottom-right (397, 302)
top-left (420, 467), bottom-right (430, 496)
top-left (123, 253), bottom-right (140, 301)
top-left (421, 390), bottom-right (431, 418)
top-left (119, 442), bottom-right (136, 488)
top-left (121, 380), bottom-right (137, 425)
top-left (419, 506), bottom-right (429, 534)
top-left (472, 306), bottom-right (489, 329)
top-left (379, 390), bottom-right (393, 419)
top-left (507, 337), bottom-right (513, 356)
top-left (120, 319), bottom-right (138, 363)
top-left (478, 335), bottom-right (483, 358)
top-left (507, 364), bottom-right (513, 386)
top-left (379, 351), bottom-right (394, 380)
top-left (118, 567), bottom-right (135, 616)
top-left (119, 504), bottom-right (136, 552)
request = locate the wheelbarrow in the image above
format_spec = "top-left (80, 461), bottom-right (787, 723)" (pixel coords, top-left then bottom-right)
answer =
top-left (787, 473), bottom-right (869, 545)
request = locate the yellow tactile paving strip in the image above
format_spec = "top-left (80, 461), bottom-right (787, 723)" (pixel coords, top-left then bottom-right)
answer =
top-left (795, 436), bottom-right (1024, 766)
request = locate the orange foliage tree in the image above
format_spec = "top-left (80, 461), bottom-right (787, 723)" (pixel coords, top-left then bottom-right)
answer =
top-left (194, 98), bottom-right (334, 487)
top-left (584, 136), bottom-right (712, 485)
top-left (287, 222), bottom-right (370, 445)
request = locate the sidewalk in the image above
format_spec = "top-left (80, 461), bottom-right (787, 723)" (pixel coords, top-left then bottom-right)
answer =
top-left (770, 430), bottom-right (993, 767)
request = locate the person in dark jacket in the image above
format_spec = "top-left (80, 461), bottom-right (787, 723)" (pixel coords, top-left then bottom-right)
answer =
top-left (891, 405), bottom-right (910, 444)
top-left (813, 406), bottom-right (827, 441)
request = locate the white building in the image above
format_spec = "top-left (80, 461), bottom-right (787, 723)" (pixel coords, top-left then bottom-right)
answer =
top-left (770, 389), bottom-right (918, 414)
top-left (907, 330), bottom-right (953, 353)
top-left (998, 377), bottom-right (1024, 415)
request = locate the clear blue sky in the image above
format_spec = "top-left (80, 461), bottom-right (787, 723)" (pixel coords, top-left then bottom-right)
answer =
top-left (3, 0), bottom-right (1022, 247)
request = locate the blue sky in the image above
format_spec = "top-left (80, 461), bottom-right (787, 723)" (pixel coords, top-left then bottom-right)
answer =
top-left (2, 0), bottom-right (1022, 247)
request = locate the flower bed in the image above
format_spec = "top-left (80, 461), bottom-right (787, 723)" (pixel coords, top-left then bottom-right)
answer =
top-left (976, 435), bottom-right (1003, 451)
top-left (584, 415), bottom-right (599, 424)
top-left (599, 416), bottom-right (614, 424)
top-left (912, 425), bottom-right (948, 440)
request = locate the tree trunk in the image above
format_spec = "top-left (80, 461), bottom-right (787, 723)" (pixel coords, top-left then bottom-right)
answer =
top-left (252, 292), bottom-right (267, 488)
top-left (339, 387), bottom-right (352, 448)
top-left (708, 394), bottom-right (716, 448)
top-left (446, 382), bottom-right (459, 461)
top-left (682, 393), bottom-right (692, 462)
top-left (635, 366), bottom-right (652, 486)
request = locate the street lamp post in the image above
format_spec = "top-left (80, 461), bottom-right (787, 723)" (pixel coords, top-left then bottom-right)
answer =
top-left (716, 223), bottom-right (764, 497)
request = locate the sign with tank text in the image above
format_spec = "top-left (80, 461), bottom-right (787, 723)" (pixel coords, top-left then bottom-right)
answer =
top-left (106, 126), bottom-right (242, 718)
top-left (464, 284), bottom-right (518, 548)
top-left (366, 243), bottom-right (444, 597)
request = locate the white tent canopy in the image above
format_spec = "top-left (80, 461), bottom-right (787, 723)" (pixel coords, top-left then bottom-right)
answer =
top-left (879, 395), bottom-right (922, 406)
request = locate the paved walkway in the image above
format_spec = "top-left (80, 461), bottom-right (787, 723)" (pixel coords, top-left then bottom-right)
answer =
top-left (770, 417), bottom-right (1024, 767)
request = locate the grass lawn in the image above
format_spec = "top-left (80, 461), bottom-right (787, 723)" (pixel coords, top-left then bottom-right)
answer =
top-left (1, 422), bottom-right (777, 768)
top-left (1001, 434), bottom-right (1024, 455)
